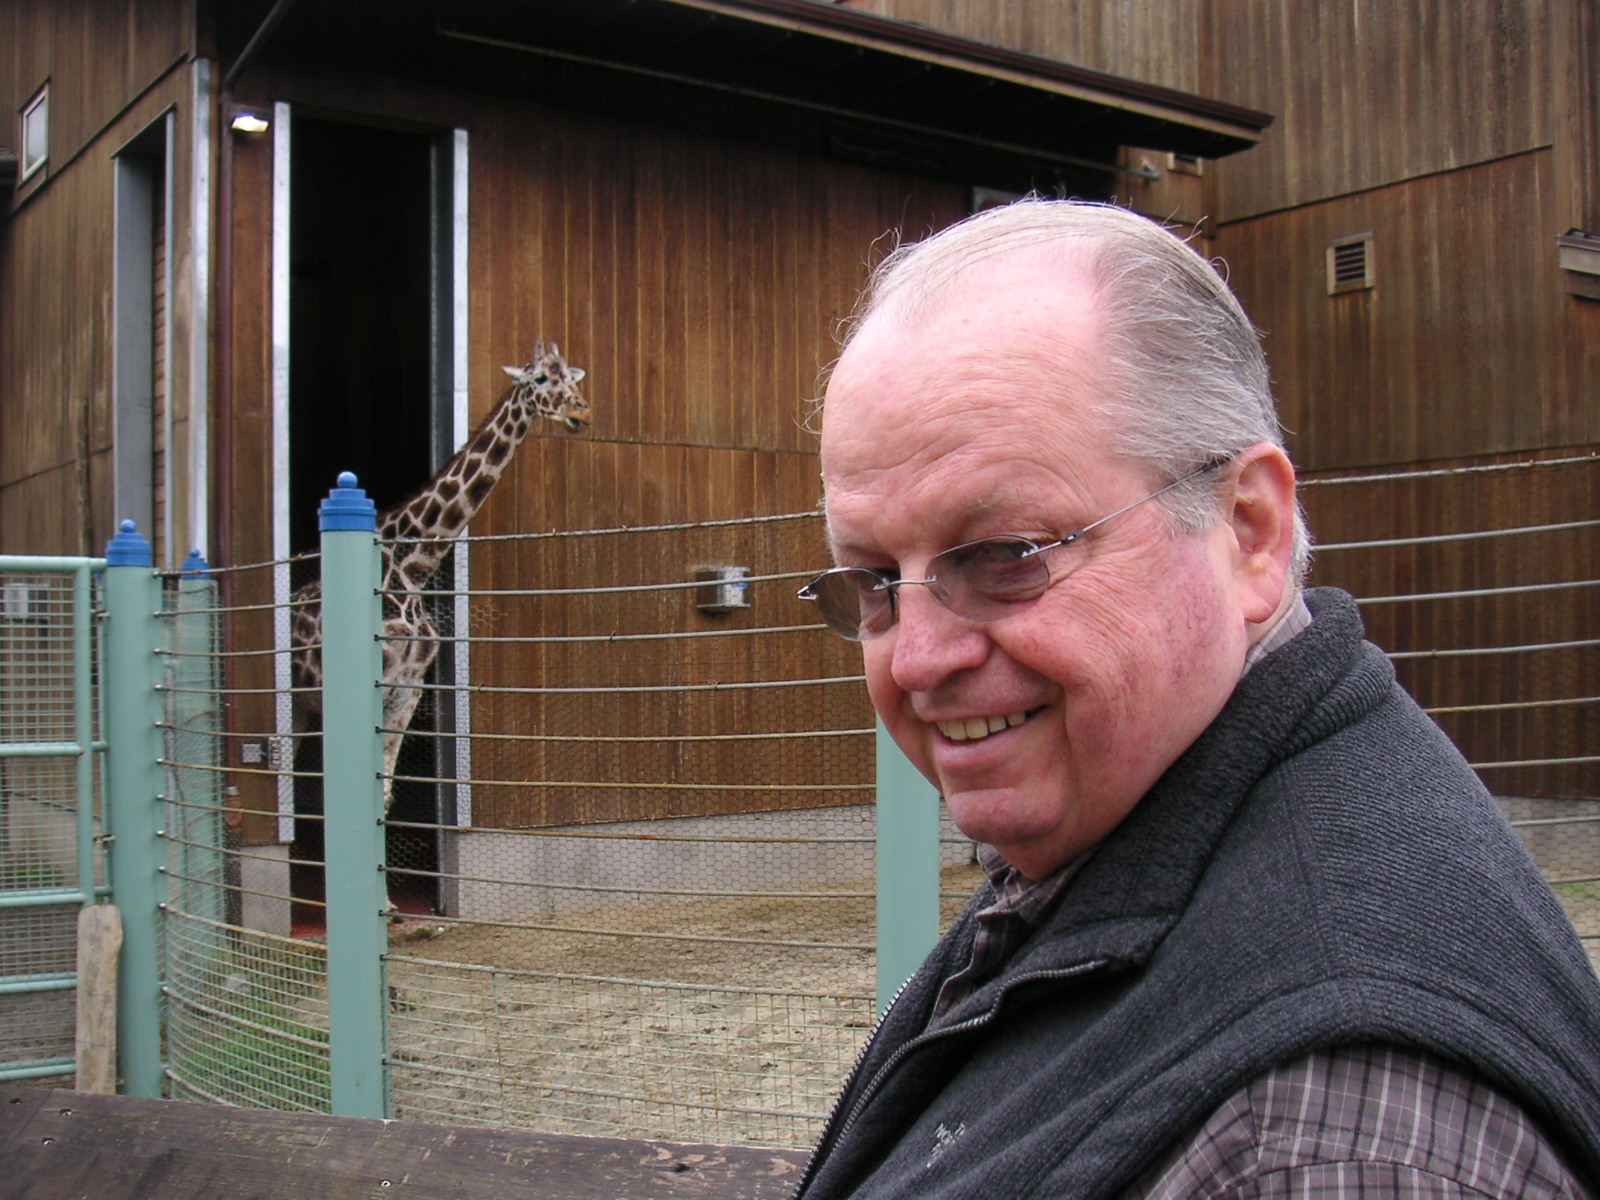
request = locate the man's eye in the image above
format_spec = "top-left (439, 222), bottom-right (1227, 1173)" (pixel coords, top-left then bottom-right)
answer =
top-left (948, 539), bottom-right (1031, 570)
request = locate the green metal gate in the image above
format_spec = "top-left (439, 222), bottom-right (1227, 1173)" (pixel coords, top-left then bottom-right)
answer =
top-left (0, 556), bottom-right (106, 1083)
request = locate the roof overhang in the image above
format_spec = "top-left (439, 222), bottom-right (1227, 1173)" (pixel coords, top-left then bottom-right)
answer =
top-left (220, 0), bottom-right (1272, 192)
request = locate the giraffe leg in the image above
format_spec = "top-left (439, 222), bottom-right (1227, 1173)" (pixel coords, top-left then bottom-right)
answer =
top-left (381, 682), bottom-right (426, 815)
top-left (378, 682), bottom-right (427, 920)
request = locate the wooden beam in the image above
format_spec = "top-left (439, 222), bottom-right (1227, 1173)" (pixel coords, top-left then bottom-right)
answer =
top-left (0, 1086), bottom-right (808, 1199)
top-left (658, 0), bottom-right (1271, 147)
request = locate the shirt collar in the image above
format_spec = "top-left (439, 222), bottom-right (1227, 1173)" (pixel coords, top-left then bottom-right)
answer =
top-left (1243, 591), bottom-right (1312, 677)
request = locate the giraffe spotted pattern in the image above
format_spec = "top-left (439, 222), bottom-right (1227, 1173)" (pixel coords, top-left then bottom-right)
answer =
top-left (290, 341), bottom-right (589, 813)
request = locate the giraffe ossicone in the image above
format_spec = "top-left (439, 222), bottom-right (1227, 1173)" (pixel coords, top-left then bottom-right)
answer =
top-left (290, 340), bottom-right (590, 818)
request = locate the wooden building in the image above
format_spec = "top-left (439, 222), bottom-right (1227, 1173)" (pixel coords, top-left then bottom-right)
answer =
top-left (1, 0), bottom-right (1262, 562)
top-left (3, 1), bottom-right (1592, 895)
top-left (1, 1), bottom-right (1267, 918)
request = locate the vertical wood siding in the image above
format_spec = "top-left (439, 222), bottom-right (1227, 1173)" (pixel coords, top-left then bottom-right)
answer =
top-left (1201, 0), bottom-right (1553, 221)
top-left (2, 0), bottom-right (190, 174)
top-left (846, 2), bottom-right (1558, 225)
top-left (1218, 149), bottom-right (1591, 473)
top-left (1, 60), bottom-right (193, 556)
top-left (842, 0), bottom-right (1204, 94)
top-left (467, 103), bottom-right (960, 456)
top-left (0, 135), bottom-right (115, 555)
top-left (460, 108), bottom-right (963, 827)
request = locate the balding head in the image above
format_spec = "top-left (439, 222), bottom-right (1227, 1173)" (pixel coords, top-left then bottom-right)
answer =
top-left (826, 198), bottom-right (1310, 584)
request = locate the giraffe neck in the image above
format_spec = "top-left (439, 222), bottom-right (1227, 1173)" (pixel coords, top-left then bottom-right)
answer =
top-left (378, 390), bottom-right (537, 589)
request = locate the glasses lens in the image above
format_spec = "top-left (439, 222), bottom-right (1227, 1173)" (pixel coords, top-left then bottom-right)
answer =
top-left (935, 536), bottom-right (1050, 619)
top-left (804, 568), bottom-right (892, 640)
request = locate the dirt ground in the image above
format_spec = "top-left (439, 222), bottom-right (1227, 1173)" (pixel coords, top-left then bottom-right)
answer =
top-left (381, 862), bottom-right (986, 1149)
top-left (224, 846), bottom-right (1598, 1151)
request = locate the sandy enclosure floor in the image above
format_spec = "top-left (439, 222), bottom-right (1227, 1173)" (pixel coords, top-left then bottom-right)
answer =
top-left (237, 841), bottom-right (1597, 1151)
top-left (381, 863), bottom-right (986, 1149)
top-left (376, 856), bottom-right (1600, 1148)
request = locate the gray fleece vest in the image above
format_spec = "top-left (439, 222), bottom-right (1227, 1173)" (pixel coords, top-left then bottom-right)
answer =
top-left (796, 589), bottom-right (1600, 1199)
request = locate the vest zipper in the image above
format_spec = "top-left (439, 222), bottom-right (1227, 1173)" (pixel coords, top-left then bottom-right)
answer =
top-left (792, 971), bottom-right (917, 1199)
top-left (792, 956), bottom-right (1110, 1198)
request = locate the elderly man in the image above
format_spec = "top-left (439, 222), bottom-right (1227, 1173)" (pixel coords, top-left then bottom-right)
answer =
top-left (795, 199), bottom-right (1600, 1198)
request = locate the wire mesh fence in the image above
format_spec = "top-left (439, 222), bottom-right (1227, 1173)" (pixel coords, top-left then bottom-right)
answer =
top-left (0, 561), bottom-right (106, 1083)
top-left (374, 511), bottom-right (980, 1146)
top-left (155, 555), bottom-right (334, 1111)
top-left (141, 515), bottom-right (973, 1143)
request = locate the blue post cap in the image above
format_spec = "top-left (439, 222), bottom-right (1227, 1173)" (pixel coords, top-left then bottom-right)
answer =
top-left (180, 548), bottom-right (212, 579)
top-left (319, 470), bottom-right (377, 532)
top-left (106, 519), bottom-right (153, 567)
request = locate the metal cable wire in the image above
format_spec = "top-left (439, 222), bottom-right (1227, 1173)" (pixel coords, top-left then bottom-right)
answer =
top-left (1357, 579), bottom-right (1600, 606)
top-left (409, 675), bottom-right (865, 695)
top-left (1299, 453), bottom-right (1597, 488)
top-left (1319, 518), bottom-right (1600, 553)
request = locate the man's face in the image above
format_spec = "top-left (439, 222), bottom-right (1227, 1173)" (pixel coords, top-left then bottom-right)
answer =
top-left (821, 251), bottom-right (1256, 878)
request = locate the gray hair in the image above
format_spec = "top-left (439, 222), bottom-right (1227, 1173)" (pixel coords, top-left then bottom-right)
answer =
top-left (834, 197), bottom-right (1311, 583)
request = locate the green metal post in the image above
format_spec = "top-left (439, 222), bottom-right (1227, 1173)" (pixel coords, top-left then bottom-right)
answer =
top-left (318, 472), bottom-right (388, 1117)
top-left (875, 719), bottom-right (939, 1013)
top-left (103, 521), bottom-right (167, 1097)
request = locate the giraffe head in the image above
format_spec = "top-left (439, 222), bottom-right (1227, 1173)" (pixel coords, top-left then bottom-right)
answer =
top-left (501, 341), bottom-right (590, 433)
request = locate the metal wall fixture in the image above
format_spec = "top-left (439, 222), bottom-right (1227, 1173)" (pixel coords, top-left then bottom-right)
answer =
top-left (693, 565), bottom-right (751, 614)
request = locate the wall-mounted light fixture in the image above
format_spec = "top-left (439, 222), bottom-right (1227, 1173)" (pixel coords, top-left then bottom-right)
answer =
top-left (693, 566), bottom-right (751, 614)
top-left (230, 111), bottom-right (270, 135)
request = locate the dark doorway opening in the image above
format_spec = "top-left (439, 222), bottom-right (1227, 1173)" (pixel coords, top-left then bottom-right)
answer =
top-left (288, 115), bottom-right (442, 927)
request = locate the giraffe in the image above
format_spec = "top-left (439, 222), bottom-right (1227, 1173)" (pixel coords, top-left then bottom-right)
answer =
top-left (290, 340), bottom-right (588, 813)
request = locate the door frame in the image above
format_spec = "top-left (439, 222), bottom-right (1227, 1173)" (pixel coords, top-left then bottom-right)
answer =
top-left (270, 110), bottom-right (473, 853)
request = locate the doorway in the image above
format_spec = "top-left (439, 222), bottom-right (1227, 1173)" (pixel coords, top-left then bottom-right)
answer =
top-left (286, 115), bottom-right (444, 924)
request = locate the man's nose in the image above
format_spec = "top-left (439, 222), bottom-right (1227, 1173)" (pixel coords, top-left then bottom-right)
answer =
top-left (887, 584), bottom-right (988, 692)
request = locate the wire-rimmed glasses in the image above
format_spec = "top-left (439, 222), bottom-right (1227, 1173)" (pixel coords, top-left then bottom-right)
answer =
top-left (798, 459), bottom-right (1227, 641)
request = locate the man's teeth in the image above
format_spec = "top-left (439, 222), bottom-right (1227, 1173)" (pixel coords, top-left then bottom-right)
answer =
top-left (938, 712), bottom-right (1029, 742)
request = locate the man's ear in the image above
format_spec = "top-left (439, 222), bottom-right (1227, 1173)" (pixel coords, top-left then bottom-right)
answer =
top-left (1224, 443), bottom-right (1297, 626)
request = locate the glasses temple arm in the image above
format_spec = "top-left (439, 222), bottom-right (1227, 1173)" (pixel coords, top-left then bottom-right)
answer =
top-left (1077, 458), bottom-right (1229, 538)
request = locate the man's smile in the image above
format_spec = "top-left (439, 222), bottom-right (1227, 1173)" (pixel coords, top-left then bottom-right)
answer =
top-left (932, 706), bottom-right (1046, 743)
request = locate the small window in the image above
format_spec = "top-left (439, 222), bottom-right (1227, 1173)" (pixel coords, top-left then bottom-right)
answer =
top-left (1326, 232), bottom-right (1374, 295)
top-left (21, 85), bottom-right (49, 181)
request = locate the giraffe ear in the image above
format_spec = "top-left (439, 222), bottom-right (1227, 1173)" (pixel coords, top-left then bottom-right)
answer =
top-left (502, 365), bottom-right (522, 379)
top-left (568, 367), bottom-right (585, 383)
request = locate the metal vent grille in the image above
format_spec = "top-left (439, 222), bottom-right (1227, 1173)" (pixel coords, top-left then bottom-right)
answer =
top-left (1327, 233), bottom-right (1374, 294)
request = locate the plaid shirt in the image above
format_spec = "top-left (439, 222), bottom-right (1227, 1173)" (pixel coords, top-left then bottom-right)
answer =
top-left (930, 596), bottom-right (1591, 1196)
top-left (1127, 1044), bottom-right (1592, 1198)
